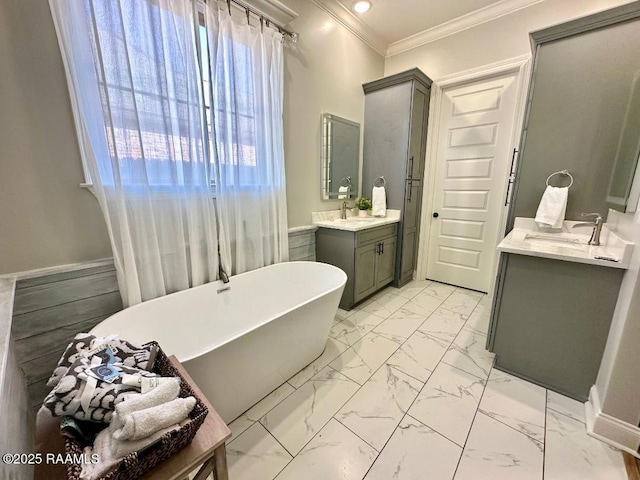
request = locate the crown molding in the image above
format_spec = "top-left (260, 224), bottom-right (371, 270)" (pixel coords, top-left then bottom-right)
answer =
top-left (309, 0), bottom-right (388, 56)
top-left (386, 0), bottom-right (545, 57)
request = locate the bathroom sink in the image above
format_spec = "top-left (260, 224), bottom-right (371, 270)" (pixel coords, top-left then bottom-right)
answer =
top-left (311, 209), bottom-right (401, 232)
top-left (497, 217), bottom-right (635, 269)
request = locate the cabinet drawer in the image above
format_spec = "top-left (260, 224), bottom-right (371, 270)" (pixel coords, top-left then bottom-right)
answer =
top-left (356, 224), bottom-right (397, 247)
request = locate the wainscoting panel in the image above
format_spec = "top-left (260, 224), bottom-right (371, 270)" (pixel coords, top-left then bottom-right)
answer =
top-left (0, 279), bottom-right (34, 479)
top-left (288, 226), bottom-right (317, 262)
top-left (11, 261), bottom-right (123, 407)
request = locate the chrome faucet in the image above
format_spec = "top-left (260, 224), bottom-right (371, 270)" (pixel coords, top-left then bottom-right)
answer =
top-left (341, 201), bottom-right (350, 219)
top-left (572, 213), bottom-right (605, 246)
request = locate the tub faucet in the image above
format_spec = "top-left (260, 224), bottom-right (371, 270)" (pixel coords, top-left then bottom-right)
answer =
top-left (217, 266), bottom-right (231, 293)
top-left (572, 212), bottom-right (605, 246)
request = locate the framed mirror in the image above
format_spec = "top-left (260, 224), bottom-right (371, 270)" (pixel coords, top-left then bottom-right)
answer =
top-left (321, 113), bottom-right (360, 200)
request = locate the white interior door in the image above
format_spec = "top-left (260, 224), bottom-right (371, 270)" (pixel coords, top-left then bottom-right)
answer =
top-left (426, 72), bottom-right (519, 292)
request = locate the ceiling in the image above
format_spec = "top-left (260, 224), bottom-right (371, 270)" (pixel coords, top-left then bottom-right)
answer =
top-left (311, 0), bottom-right (544, 56)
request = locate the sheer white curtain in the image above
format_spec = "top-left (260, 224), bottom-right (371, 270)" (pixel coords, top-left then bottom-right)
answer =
top-left (50, 0), bottom-right (219, 306)
top-left (204, 5), bottom-right (289, 275)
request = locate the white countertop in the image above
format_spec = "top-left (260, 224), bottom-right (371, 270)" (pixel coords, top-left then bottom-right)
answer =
top-left (497, 218), bottom-right (634, 269)
top-left (312, 209), bottom-right (401, 232)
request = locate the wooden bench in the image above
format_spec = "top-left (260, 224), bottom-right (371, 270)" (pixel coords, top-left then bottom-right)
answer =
top-left (34, 355), bottom-right (231, 480)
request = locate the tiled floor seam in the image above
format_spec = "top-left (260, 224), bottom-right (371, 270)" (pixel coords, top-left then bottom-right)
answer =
top-left (264, 426), bottom-right (295, 479)
top-left (545, 406), bottom-right (586, 424)
top-left (404, 412), bottom-right (466, 449)
top-left (477, 408), bottom-right (545, 446)
top-left (440, 359), bottom-right (488, 382)
top-left (449, 362), bottom-right (493, 480)
top-left (332, 415), bottom-right (382, 454)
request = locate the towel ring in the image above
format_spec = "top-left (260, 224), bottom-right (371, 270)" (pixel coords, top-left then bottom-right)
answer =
top-left (340, 176), bottom-right (352, 188)
top-left (546, 170), bottom-right (573, 188)
top-left (374, 176), bottom-right (386, 187)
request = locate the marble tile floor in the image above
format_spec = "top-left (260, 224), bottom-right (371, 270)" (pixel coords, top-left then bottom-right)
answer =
top-left (211, 280), bottom-right (627, 480)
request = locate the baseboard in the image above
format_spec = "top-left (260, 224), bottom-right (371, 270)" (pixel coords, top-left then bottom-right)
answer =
top-left (586, 386), bottom-right (640, 459)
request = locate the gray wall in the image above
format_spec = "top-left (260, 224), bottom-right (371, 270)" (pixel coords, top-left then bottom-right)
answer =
top-left (0, 279), bottom-right (34, 480)
top-left (513, 17), bottom-right (640, 220)
top-left (0, 0), bottom-right (113, 274)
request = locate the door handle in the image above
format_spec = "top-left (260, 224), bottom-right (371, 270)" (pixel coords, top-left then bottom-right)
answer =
top-left (509, 148), bottom-right (519, 176)
top-left (376, 242), bottom-right (381, 255)
top-left (504, 179), bottom-right (514, 206)
top-left (408, 156), bottom-right (414, 181)
top-left (407, 182), bottom-right (412, 203)
top-left (381, 242), bottom-right (384, 255)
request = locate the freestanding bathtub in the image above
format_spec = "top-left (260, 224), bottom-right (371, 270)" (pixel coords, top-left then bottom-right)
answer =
top-left (90, 261), bottom-right (347, 422)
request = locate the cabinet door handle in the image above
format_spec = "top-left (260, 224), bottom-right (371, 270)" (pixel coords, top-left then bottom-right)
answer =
top-left (381, 242), bottom-right (384, 255)
top-left (407, 181), bottom-right (412, 203)
top-left (376, 242), bottom-right (380, 255)
top-left (408, 156), bottom-right (414, 181)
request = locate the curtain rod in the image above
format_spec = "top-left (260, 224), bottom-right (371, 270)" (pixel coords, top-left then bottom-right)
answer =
top-left (222, 0), bottom-right (299, 41)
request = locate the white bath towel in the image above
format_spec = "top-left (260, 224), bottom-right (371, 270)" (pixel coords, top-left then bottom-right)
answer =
top-left (372, 186), bottom-right (387, 217)
top-left (534, 186), bottom-right (568, 229)
top-left (338, 185), bottom-right (350, 199)
top-left (114, 376), bottom-right (180, 419)
top-left (113, 396), bottom-right (196, 441)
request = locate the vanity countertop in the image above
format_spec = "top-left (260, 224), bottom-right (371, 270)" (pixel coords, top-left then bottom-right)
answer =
top-left (498, 218), bottom-right (634, 269)
top-left (312, 209), bottom-right (401, 232)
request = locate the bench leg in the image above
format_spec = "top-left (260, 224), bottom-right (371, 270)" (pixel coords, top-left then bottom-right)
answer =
top-left (212, 443), bottom-right (229, 480)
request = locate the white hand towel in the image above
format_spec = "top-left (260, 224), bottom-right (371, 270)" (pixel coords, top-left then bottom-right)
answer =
top-left (372, 186), bottom-right (387, 217)
top-left (338, 185), bottom-right (350, 199)
top-left (534, 186), bottom-right (568, 229)
top-left (113, 396), bottom-right (196, 441)
top-left (114, 376), bottom-right (180, 419)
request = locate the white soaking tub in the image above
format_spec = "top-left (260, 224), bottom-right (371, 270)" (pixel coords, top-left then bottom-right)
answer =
top-left (91, 261), bottom-right (347, 422)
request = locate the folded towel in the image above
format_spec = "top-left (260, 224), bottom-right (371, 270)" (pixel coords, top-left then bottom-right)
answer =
top-left (113, 396), bottom-right (196, 441)
top-left (80, 422), bottom-right (181, 479)
top-left (111, 423), bottom-right (181, 458)
top-left (534, 186), bottom-right (568, 229)
top-left (338, 185), bottom-right (350, 199)
top-left (372, 186), bottom-right (387, 217)
top-left (114, 377), bottom-right (180, 419)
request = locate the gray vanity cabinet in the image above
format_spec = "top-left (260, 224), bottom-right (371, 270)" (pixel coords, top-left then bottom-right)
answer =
top-left (316, 224), bottom-right (397, 310)
top-left (489, 254), bottom-right (624, 401)
top-left (362, 69), bottom-right (432, 287)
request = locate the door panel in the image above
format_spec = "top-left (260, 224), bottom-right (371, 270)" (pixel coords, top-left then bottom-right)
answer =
top-left (427, 72), bottom-right (519, 292)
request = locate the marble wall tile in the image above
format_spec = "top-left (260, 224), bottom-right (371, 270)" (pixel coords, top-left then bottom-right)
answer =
top-left (329, 310), bottom-right (386, 346)
top-left (364, 415), bottom-right (461, 480)
top-left (260, 367), bottom-right (359, 456)
top-left (546, 391), bottom-right (586, 424)
top-left (454, 412), bottom-right (544, 480)
top-left (329, 332), bottom-right (400, 385)
top-left (386, 330), bottom-right (449, 383)
top-left (441, 327), bottom-right (494, 380)
top-left (544, 409), bottom-right (627, 480)
top-left (227, 422), bottom-right (292, 480)
top-left (228, 382), bottom-right (296, 440)
top-left (360, 291), bottom-right (410, 318)
top-left (372, 307), bottom-right (428, 344)
top-left (276, 419), bottom-right (377, 480)
top-left (287, 338), bottom-right (350, 389)
top-left (336, 364), bottom-right (423, 450)
top-left (408, 363), bottom-right (485, 446)
top-left (478, 369), bottom-right (546, 444)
